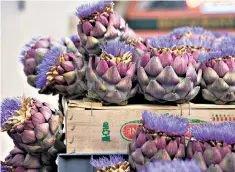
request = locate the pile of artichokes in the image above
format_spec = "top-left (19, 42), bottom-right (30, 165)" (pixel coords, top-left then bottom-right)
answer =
top-left (19, 0), bottom-right (235, 105)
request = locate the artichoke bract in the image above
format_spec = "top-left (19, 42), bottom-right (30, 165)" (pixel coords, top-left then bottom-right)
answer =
top-left (199, 46), bottom-right (235, 104)
top-left (128, 110), bottom-right (189, 170)
top-left (86, 41), bottom-right (138, 105)
top-left (188, 122), bottom-right (235, 172)
top-left (137, 37), bottom-right (206, 103)
top-left (19, 37), bottom-right (64, 87)
top-left (75, 0), bottom-right (136, 55)
top-left (2, 146), bottom-right (57, 172)
top-left (139, 160), bottom-right (202, 172)
top-left (0, 97), bottom-right (65, 155)
top-left (36, 43), bottom-right (87, 98)
top-left (90, 155), bottom-right (130, 172)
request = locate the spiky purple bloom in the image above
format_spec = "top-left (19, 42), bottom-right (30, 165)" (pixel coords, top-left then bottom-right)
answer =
top-left (148, 36), bottom-right (172, 48)
top-left (199, 46), bottom-right (235, 63)
top-left (35, 46), bottom-right (63, 88)
top-left (19, 37), bottom-right (40, 64)
top-left (212, 31), bottom-right (230, 38)
top-left (139, 160), bottom-right (202, 172)
top-left (192, 122), bottom-right (235, 144)
top-left (142, 110), bottom-right (189, 135)
top-left (75, 0), bottom-right (112, 18)
top-left (0, 97), bottom-right (22, 127)
top-left (90, 155), bottom-right (125, 169)
top-left (1, 165), bottom-right (8, 172)
top-left (100, 41), bottom-right (135, 57)
top-left (168, 26), bottom-right (214, 39)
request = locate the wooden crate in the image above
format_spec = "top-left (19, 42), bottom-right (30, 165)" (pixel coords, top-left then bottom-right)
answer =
top-left (66, 99), bottom-right (235, 154)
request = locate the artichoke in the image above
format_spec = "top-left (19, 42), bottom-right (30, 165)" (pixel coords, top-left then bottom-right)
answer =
top-left (3, 146), bottom-right (57, 172)
top-left (36, 43), bottom-right (87, 98)
top-left (76, 0), bottom-right (136, 55)
top-left (128, 110), bottom-right (189, 170)
top-left (137, 37), bottom-right (207, 103)
top-left (19, 37), bottom-right (64, 87)
top-left (0, 96), bottom-right (65, 155)
top-left (86, 41), bottom-right (138, 105)
top-left (90, 155), bottom-right (130, 172)
top-left (139, 160), bottom-right (202, 172)
top-left (199, 46), bottom-right (235, 104)
top-left (187, 122), bottom-right (235, 172)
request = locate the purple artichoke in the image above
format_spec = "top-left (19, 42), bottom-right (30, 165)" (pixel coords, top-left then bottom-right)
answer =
top-left (76, 0), bottom-right (136, 55)
top-left (188, 122), bottom-right (235, 172)
top-left (199, 46), bottom-right (235, 104)
top-left (137, 36), bottom-right (205, 103)
top-left (139, 160), bottom-right (202, 172)
top-left (128, 110), bottom-right (189, 170)
top-left (3, 146), bottom-right (57, 172)
top-left (0, 96), bottom-right (65, 155)
top-left (19, 36), bottom-right (73, 87)
top-left (36, 43), bottom-right (87, 98)
top-left (90, 155), bottom-right (130, 172)
top-left (86, 41), bottom-right (138, 105)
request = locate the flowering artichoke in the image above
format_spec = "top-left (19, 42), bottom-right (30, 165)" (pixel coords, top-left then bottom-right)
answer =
top-left (2, 146), bottom-right (57, 172)
top-left (76, 0), bottom-right (136, 55)
top-left (168, 26), bottom-right (215, 41)
top-left (139, 160), bottom-right (202, 172)
top-left (36, 44), bottom-right (87, 98)
top-left (86, 41), bottom-right (138, 105)
top-left (199, 46), bottom-right (235, 104)
top-left (19, 37), bottom-right (65, 87)
top-left (90, 155), bottom-right (130, 172)
top-left (0, 96), bottom-right (65, 155)
top-left (128, 110), bottom-right (189, 170)
top-left (1, 161), bottom-right (13, 172)
top-left (137, 37), bottom-right (206, 103)
top-left (187, 122), bottom-right (235, 172)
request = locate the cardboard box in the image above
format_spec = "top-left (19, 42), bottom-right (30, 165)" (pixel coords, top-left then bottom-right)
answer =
top-left (66, 99), bottom-right (235, 154)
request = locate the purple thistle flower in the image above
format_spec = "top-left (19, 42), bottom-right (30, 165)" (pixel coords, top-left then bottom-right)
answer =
top-left (1, 165), bottom-right (8, 172)
top-left (70, 34), bottom-right (79, 43)
top-left (19, 37), bottom-right (40, 64)
top-left (148, 36), bottom-right (172, 48)
top-left (100, 41), bottom-right (135, 57)
top-left (212, 31), bottom-right (230, 38)
top-left (168, 26), bottom-right (214, 39)
top-left (139, 160), bottom-right (202, 172)
top-left (90, 155), bottom-right (125, 169)
top-left (35, 46), bottom-right (63, 88)
top-left (199, 46), bottom-right (235, 63)
top-left (142, 110), bottom-right (189, 135)
top-left (192, 122), bottom-right (235, 144)
top-left (75, 0), bottom-right (112, 18)
top-left (0, 97), bottom-right (22, 128)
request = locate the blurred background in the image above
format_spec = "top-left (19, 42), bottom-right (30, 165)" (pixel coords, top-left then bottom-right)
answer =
top-left (1, 0), bottom-right (235, 160)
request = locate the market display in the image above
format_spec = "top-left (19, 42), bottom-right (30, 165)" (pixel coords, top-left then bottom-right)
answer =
top-left (1, 0), bottom-right (235, 171)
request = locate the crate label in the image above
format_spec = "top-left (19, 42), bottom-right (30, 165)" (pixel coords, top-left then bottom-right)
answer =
top-left (120, 120), bottom-right (141, 141)
top-left (120, 119), bottom-right (207, 142)
top-left (212, 114), bottom-right (235, 122)
top-left (102, 122), bottom-right (111, 142)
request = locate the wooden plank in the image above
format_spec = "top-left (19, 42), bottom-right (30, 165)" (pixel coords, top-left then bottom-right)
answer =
top-left (66, 108), bottom-right (235, 154)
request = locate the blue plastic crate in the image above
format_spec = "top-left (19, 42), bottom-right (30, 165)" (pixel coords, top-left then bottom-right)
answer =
top-left (58, 153), bottom-right (128, 172)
